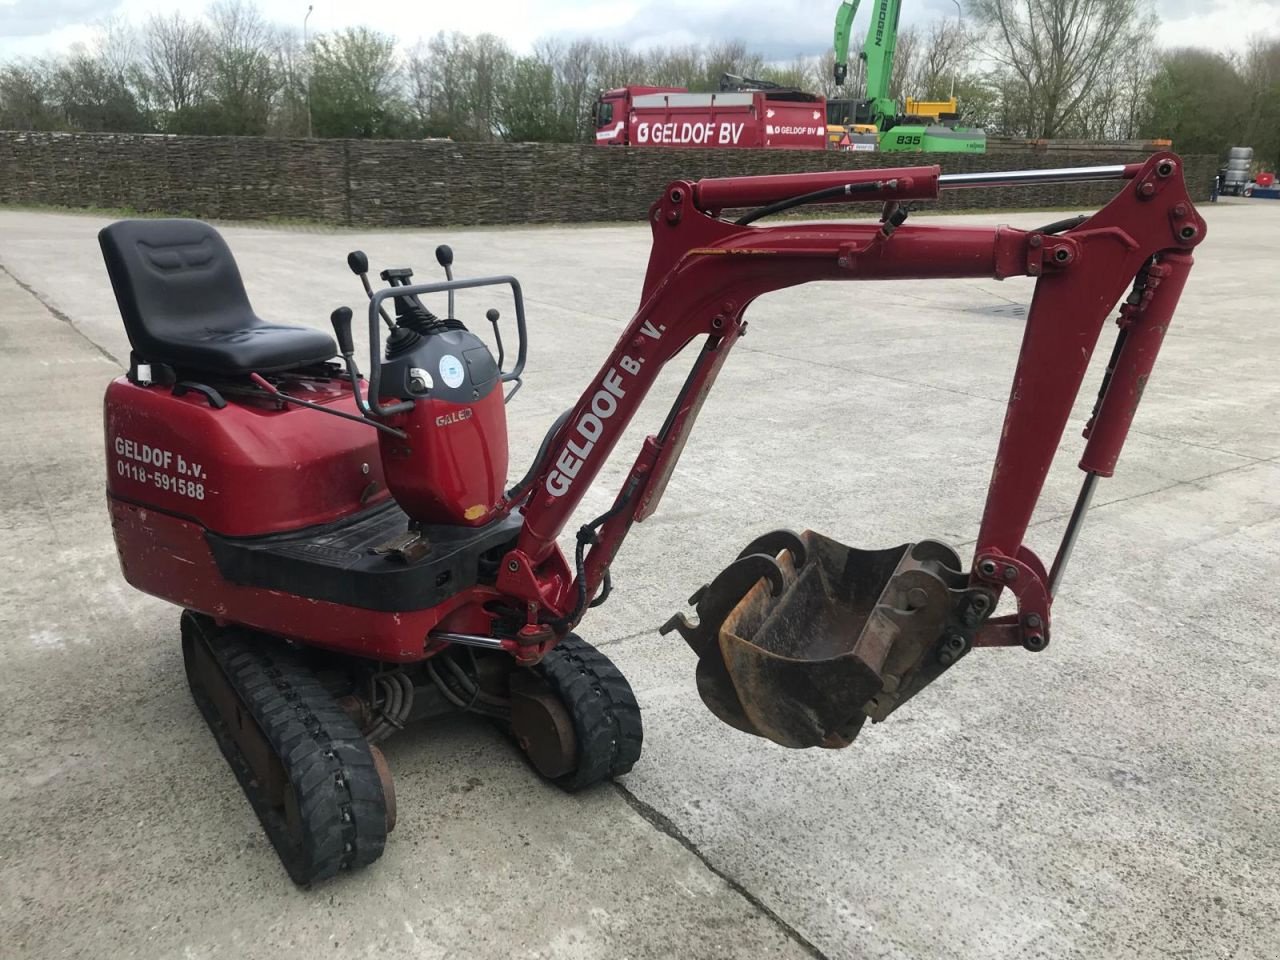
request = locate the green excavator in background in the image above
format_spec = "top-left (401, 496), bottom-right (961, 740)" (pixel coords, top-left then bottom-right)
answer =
top-left (829, 0), bottom-right (986, 153)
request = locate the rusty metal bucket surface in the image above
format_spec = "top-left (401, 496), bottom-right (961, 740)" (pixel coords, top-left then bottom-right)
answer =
top-left (680, 531), bottom-right (966, 749)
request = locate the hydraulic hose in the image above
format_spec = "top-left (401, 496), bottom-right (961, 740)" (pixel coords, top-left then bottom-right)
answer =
top-left (734, 180), bottom-right (889, 226)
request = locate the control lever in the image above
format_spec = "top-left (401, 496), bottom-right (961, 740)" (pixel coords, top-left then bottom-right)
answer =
top-left (435, 245), bottom-right (455, 319)
top-left (347, 250), bottom-right (394, 330)
top-left (245, 307), bottom-right (404, 438)
top-left (329, 307), bottom-right (389, 428)
top-left (486, 307), bottom-right (505, 371)
top-left (330, 305), bottom-right (356, 356)
top-left (486, 305), bottom-right (522, 404)
top-left (379, 267), bottom-right (413, 284)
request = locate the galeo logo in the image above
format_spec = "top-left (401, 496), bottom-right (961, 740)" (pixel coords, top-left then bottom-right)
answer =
top-left (435, 408), bottom-right (473, 427)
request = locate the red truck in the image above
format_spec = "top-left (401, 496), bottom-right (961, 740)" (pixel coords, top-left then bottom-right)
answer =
top-left (593, 83), bottom-right (828, 150)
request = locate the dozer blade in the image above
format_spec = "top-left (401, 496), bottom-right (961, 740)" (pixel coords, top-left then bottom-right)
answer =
top-left (662, 530), bottom-right (972, 749)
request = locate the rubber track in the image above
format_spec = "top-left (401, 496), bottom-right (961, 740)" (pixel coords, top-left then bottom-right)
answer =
top-left (533, 634), bottom-right (644, 791)
top-left (181, 612), bottom-right (387, 886)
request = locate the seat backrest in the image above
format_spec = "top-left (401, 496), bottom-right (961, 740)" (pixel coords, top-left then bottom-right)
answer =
top-left (98, 219), bottom-right (260, 361)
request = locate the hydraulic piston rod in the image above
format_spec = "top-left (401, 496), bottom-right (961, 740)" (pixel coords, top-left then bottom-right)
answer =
top-left (1047, 472), bottom-right (1099, 597)
top-left (939, 164), bottom-right (1138, 189)
top-left (430, 632), bottom-right (507, 651)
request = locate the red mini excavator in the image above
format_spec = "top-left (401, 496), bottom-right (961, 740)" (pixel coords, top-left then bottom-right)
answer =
top-left (100, 154), bottom-right (1203, 884)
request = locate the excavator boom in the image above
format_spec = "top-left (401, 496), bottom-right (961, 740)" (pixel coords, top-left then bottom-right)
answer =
top-left (861, 0), bottom-right (903, 124)
top-left (831, 0), bottom-right (905, 129)
top-left (833, 0), bottom-right (861, 85)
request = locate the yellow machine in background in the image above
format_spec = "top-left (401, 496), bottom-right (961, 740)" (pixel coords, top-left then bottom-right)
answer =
top-left (904, 97), bottom-right (961, 122)
top-left (826, 102), bottom-right (880, 151)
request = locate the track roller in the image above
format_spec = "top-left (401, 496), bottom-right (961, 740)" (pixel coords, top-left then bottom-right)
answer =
top-left (180, 611), bottom-right (392, 886)
top-left (510, 634), bottom-right (643, 791)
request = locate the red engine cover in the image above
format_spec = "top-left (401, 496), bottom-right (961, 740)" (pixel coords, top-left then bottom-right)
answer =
top-left (378, 389), bottom-right (509, 526)
top-left (104, 376), bottom-right (389, 537)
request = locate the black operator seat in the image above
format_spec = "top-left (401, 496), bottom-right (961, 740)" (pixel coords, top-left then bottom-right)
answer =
top-left (98, 218), bottom-right (336, 376)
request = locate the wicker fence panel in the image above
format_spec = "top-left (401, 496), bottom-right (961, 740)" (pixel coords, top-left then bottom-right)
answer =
top-left (0, 131), bottom-right (1218, 227)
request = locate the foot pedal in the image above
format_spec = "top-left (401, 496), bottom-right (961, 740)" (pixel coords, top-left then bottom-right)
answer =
top-left (372, 529), bottom-right (432, 564)
top-left (662, 530), bottom-right (974, 748)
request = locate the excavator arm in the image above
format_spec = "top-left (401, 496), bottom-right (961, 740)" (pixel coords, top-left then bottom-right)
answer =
top-left (833, 0), bottom-right (861, 85)
top-left (861, 0), bottom-right (904, 128)
top-left (502, 155), bottom-right (1204, 748)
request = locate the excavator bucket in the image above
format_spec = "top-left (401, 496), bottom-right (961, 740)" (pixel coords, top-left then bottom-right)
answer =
top-left (662, 530), bottom-right (974, 748)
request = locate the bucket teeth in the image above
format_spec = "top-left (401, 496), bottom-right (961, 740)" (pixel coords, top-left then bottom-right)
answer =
top-left (670, 530), bottom-right (970, 749)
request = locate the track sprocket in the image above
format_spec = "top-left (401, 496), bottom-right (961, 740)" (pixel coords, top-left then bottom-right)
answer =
top-left (513, 633), bottom-right (643, 791)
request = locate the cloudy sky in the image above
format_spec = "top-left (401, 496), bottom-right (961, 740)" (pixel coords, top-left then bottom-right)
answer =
top-left (1, 0), bottom-right (1277, 61)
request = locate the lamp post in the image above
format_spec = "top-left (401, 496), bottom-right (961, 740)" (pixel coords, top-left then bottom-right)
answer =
top-left (950, 0), bottom-right (962, 100)
top-left (303, 4), bottom-right (314, 138)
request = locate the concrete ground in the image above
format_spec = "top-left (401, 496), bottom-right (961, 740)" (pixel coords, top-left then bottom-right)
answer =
top-left (1, 194), bottom-right (1277, 960)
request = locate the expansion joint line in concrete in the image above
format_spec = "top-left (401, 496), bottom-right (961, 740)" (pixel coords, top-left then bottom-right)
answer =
top-left (0, 260), bottom-right (121, 365)
top-left (594, 627), bottom-right (660, 648)
top-left (612, 783), bottom-right (832, 960)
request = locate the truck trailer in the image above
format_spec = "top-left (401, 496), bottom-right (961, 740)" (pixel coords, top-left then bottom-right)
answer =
top-left (593, 84), bottom-right (828, 150)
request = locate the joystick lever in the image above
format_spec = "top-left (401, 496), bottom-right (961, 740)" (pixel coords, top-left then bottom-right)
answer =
top-left (346, 250), bottom-right (394, 330)
top-left (436, 245), bottom-right (455, 319)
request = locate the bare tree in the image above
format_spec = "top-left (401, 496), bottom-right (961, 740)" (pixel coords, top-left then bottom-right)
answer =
top-left (646, 43), bottom-right (705, 88)
top-left (410, 32), bottom-right (473, 137)
top-left (408, 32), bottom-right (519, 141)
top-left (406, 39), bottom-right (439, 133)
top-left (549, 38), bottom-right (599, 140)
top-left (143, 13), bottom-right (210, 115)
top-left (888, 25), bottom-right (918, 101)
top-left (761, 55), bottom-right (816, 91)
top-left (910, 18), bottom-right (973, 100)
top-left (1105, 35), bottom-right (1157, 139)
top-left (205, 0), bottom-right (280, 135)
top-left (97, 16), bottom-right (143, 87)
top-left (813, 49), bottom-right (842, 98)
top-left (588, 41), bottom-right (649, 92)
top-left (466, 34), bottom-right (514, 140)
top-left (970, 0), bottom-right (1155, 137)
top-left (50, 43), bottom-right (150, 132)
top-left (701, 40), bottom-right (765, 89)
top-left (268, 28), bottom-right (308, 137)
